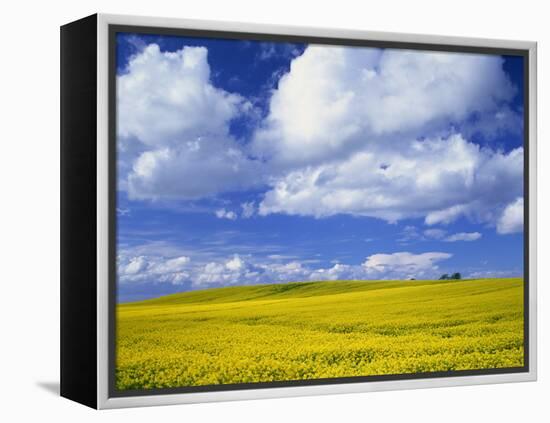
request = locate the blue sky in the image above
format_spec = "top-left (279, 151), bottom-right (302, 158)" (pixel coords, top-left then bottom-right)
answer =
top-left (115, 32), bottom-right (524, 302)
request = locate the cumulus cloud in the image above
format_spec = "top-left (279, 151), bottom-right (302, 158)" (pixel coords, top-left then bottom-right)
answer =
top-left (195, 255), bottom-right (257, 285)
top-left (123, 256), bottom-right (147, 275)
top-left (180, 256), bottom-right (316, 287)
top-left (118, 247), bottom-right (454, 290)
top-left (116, 42), bottom-right (523, 236)
top-left (225, 255), bottom-right (244, 271)
top-left (259, 135), bottom-right (523, 224)
top-left (251, 46), bottom-right (522, 232)
top-left (444, 232), bottom-right (482, 242)
top-left (497, 197), bottom-right (524, 234)
top-left (117, 44), bottom-right (261, 200)
top-left (308, 263), bottom-right (368, 281)
top-left (118, 45), bottom-right (239, 147)
top-left (425, 204), bottom-right (471, 226)
top-left (362, 252), bottom-right (452, 279)
top-left (215, 208), bottom-right (237, 220)
top-left (252, 45), bottom-right (516, 167)
top-left (127, 142), bottom-right (261, 200)
top-left (119, 254), bottom-right (191, 285)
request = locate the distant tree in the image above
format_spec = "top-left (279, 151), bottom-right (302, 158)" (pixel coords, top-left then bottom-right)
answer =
top-left (451, 272), bottom-right (462, 280)
top-left (439, 274), bottom-right (449, 280)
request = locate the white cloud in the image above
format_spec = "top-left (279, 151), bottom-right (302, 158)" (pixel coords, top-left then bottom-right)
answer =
top-left (444, 232), bottom-right (482, 242)
top-left (225, 255), bottom-right (244, 271)
top-left (267, 254), bottom-right (298, 260)
top-left (155, 256), bottom-right (191, 273)
top-left (363, 251), bottom-right (452, 279)
top-left (240, 202), bottom-right (256, 218)
top-left (398, 227), bottom-right (481, 243)
top-left (195, 262), bottom-right (230, 285)
top-left (195, 255), bottom-right (260, 286)
top-left (117, 44), bottom-right (261, 200)
top-left (308, 263), bottom-right (367, 281)
top-left (259, 135), bottom-right (523, 225)
top-left (118, 254), bottom-right (191, 285)
top-left (124, 256), bottom-right (147, 275)
top-left (118, 246), bottom-right (454, 289)
top-left (251, 46), bottom-right (522, 232)
top-left (252, 45), bottom-right (516, 167)
top-left (127, 142), bottom-right (261, 200)
top-left (497, 197), bottom-right (524, 234)
top-left (118, 45), bottom-right (240, 148)
top-left (423, 228), bottom-right (447, 239)
top-left (116, 43), bottom-right (523, 236)
top-left (194, 259), bottom-right (319, 286)
top-left (215, 208), bottom-right (237, 220)
top-left (259, 261), bottom-right (310, 280)
top-left (425, 204), bottom-right (470, 226)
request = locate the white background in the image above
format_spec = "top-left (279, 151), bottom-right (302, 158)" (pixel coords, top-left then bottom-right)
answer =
top-left (0, 0), bottom-right (546, 421)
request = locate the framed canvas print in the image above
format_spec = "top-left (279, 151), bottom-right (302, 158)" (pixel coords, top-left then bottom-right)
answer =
top-left (60, 13), bottom-right (537, 409)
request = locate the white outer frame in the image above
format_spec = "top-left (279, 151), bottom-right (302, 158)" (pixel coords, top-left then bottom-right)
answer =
top-left (96, 13), bottom-right (537, 409)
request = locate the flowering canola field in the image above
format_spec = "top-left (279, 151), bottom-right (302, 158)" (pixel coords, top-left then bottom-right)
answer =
top-left (116, 278), bottom-right (524, 390)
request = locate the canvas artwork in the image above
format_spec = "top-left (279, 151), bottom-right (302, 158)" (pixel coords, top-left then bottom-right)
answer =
top-left (114, 31), bottom-right (526, 393)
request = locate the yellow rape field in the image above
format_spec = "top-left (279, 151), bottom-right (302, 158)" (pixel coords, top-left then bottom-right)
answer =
top-left (116, 278), bottom-right (524, 390)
